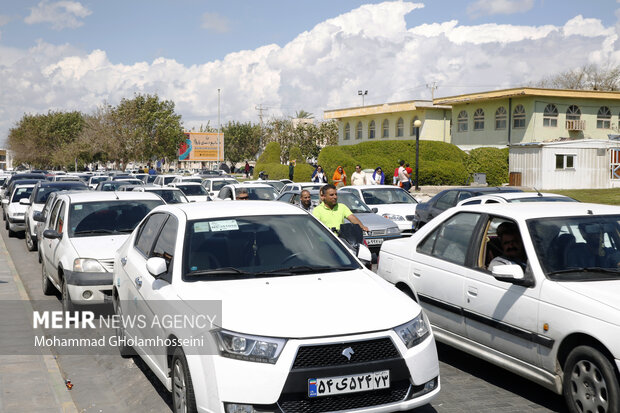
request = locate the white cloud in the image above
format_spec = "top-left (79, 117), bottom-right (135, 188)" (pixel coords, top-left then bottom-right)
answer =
top-left (201, 12), bottom-right (231, 33)
top-left (1, 1), bottom-right (619, 145)
top-left (25, 0), bottom-right (91, 30)
top-left (467, 0), bottom-right (534, 18)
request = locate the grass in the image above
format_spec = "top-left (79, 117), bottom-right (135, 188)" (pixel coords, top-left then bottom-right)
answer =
top-left (534, 188), bottom-right (620, 205)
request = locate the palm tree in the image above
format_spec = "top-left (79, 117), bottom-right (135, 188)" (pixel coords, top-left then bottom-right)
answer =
top-left (294, 110), bottom-right (314, 119)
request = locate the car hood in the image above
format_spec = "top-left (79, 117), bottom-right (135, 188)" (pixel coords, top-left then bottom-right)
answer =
top-left (186, 195), bottom-right (210, 202)
top-left (178, 269), bottom-right (419, 338)
top-left (355, 213), bottom-right (399, 230)
top-left (72, 234), bottom-right (130, 259)
top-left (7, 203), bottom-right (28, 214)
top-left (556, 280), bottom-right (620, 313)
top-left (370, 204), bottom-right (417, 218)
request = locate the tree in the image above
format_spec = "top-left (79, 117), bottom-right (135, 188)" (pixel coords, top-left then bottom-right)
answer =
top-left (222, 121), bottom-right (262, 166)
top-left (536, 63), bottom-right (620, 91)
top-left (294, 110), bottom-right (314, 119)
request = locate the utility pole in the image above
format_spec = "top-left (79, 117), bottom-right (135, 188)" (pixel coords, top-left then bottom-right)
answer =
top-left (217, 88), bottom-right (221, 170)
top-left (426, 82), bottom-right (438, 100)
top-left (255, 104), bottom-right (267, 150)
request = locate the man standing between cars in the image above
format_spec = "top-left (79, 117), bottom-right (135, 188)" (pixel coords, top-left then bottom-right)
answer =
top-left (488, 222), bottom-right (527, 271)
top-left (351, 165), bottom-right (367, 185)
top-left (398, 160), bottom-right (411, 191)
top-left (298, 189), bottom-right (314, 212)
top-left (313, 184), bottom-right (368, 233)
top-left (289, 159), bottom-right (295, 181)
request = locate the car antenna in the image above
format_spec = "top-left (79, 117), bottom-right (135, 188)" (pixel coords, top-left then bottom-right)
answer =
top-left (533, 187), bottom-right (543, 197)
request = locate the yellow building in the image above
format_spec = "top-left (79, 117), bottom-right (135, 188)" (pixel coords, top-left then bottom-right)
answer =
top-left (324, 100), bottom-right (451, 145)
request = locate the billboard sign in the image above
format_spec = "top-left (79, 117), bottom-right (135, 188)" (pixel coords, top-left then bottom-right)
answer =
top-left (179, 132), bottom-right (224, 162)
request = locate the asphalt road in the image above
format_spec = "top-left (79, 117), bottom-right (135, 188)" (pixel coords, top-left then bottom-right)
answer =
top-left (2, 226), bottom-right (568, 413)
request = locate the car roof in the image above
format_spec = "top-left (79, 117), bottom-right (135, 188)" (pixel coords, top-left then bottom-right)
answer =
top-left (202, 177), bottom-right (237, 181)
top-left (226, 183), bottom-right (274, 189)
top-left (56, 191), bottom-right (163, 203)
top-left (456, 202), bottom-right (620, 220)
top-left (36, 181), bottom-right (88, 188)
top-left (155, 199), bottom-right (307, 220)
top-left (465, 192), bottom-right (571, 201)
top-left (144, 187), bottom-right (182, 191)
top-left (340, 185), bottom-right (403, 190)
top-left (170, 182), bottom-right (202, 186)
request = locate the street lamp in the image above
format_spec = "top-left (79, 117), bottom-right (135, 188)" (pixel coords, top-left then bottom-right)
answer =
top-left (358, 90), bottom-right (368, 106)
top-left (414, 119), bottom-right (422, 191)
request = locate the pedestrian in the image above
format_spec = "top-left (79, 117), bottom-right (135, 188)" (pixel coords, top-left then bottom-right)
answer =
top-left (298, 189), bottom-right (314, 212)
top-left (313, 184), bottom-right (368, 233)
top-left (405, 163), bottom-right (413, 187)
top-left (371, 167), bottom-right (385, 185)
top-left (148, 165), bottom-right (157, 175)
top-left (393, 164), bottom-right (399, 185)
top-left (311, 165), bottom-right (327, 183)
top-left (332, 166), bottom-right (347, 188)
top-left (398, 160), bottom-right (411, 191)
top-left (289, 159), bottom-right (295, 181)
top-left (351, 165), bottom-right (367, 186)
top-left (244, 161), bottom-right (250, 178)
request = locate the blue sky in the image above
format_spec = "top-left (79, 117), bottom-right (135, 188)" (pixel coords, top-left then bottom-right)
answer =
top-left (0, 0), bottom-right (619, 145)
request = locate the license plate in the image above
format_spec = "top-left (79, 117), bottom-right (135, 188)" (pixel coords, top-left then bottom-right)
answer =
top-left (308, 370), bottom-right (390, 397)
top-left (366, 238), bottom-right (383, 245)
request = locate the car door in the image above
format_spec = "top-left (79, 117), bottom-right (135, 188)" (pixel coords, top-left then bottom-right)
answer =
top-left (463, 216), bottom-right (543, 366)
top-left (428, 190), bottom-right (457, 221)
top-left (42, 199), bottom-right (64, 284)
top-left (410, 211), bottom-right (484, 337)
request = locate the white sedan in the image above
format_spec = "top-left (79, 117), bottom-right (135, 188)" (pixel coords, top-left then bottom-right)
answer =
top-left (376, 202), bottom-right (620, 413)
top-left (456, 191), bottom-right (577, 206)
top-left (113, 201), bottom-right (440, 413)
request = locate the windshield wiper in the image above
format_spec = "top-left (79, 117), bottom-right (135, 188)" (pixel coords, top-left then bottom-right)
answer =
top-left (186, 267), bottom-right (255, 276)
top-left (257, 265), bottom-right (356, 276)
top-left (73, 229), bottom-right (119, 235)
top-left (547, 267), bottom-right (620, 280)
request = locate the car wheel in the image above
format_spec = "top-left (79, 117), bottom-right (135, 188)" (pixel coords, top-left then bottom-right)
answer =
top-left (8, 227), bottom-right (15, 237)
top-left (42, 264), bottom-right (56, 295)
top-left (61, 278), bottom-right (76, 314)
top-left (563, 345), bottom-right (620, 413)
top-left (38, 249), bottom-right (42, 263)
top-left (5, 219), bottom-right (8, 230)
top-left (114, 298), bottom-right (135, 358)
top-left (171, 347), bottom-right (197, 413)
top-left (26, 227), bottom-right (37, 251)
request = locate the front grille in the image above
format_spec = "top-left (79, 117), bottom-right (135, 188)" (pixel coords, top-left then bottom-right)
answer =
top-left (99, 259), bottom-right (114, 272)
top-left (292, 338), bottom-right (399, 370)
top-left (278, 381), bottom-right (410, 413)
top-left (405, 215), bottom-right (415, 221)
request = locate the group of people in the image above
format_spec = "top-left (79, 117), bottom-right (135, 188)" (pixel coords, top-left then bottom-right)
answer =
top-left (311, 161), bottom-right (414, 189)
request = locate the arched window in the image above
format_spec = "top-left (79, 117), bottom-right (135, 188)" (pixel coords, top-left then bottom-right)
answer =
top-left (344, 123), bottom-right (350, 140)
top-left (543, 104), bottom-right (558, 127)
top-left (369, 120), bottom-right (376, 139)
top-left (457, 111), bottom-right (468, 132)
top-left (495, 107), bottom-right (506, 130)
top-left (382, 119), bottom-right (389, 138)
top-left (566, 105), bottom-right (581, 121)
top-left (597, 106), bottom-right (611, 129)
top-left (473, 109), bottom-right (484, 131)
top-left (513, 105), bottom-right (526, 128)
top-left (356, 122), bottom-right (363, 139)
top-left (396, 118), bottom-right (404, 137)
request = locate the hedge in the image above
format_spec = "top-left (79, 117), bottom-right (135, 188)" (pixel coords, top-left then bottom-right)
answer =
top-left (464, 147), bottom-right (509, 186)
top-left (254, 142), bottom-right (315, 180)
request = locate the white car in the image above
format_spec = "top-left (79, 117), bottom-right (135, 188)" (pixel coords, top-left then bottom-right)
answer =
top-left (153, 174), bottom-right (182, 187)
top-left (201, 177), bottom-right (239, 198)
top-left (113, 201), bottom-right (440, 413)
top-left (39, 191), bottom-right (164, 311)
top-left (376, 202), bottom-right (620, 412)
top-left (339, 185), bottom-right (419, 234)
top-left (456, 191), bottom-right (578, 206)
top-left (168, 182), bottom-right (210, 202)
top-left (216, 183), bottom-right (278, 201)
top-left (87, 175), bottom-right (108, 189)
top-left (130, 186), bottom-right (189, 204)
top-left (171, 176), bottom-right (203, 184)
top-left (4, 183), bottom-right (35, 237)
top-left (280, 182), bottom-right (326, 194)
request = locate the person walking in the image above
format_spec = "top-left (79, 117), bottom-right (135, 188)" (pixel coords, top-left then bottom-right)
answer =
top-left (288, 159), bottom-right (295, 181)
top-left (398, 160), bottom-right (411, 191)
top-left (350, 165), bottom-right (367, 186)
top-left (371, 167), bottom-right (385, 185)
top-left (244, 161), bottom-right (250, 178)
top-left (332, 166), bottom-right (347, 188)
top-left (313, 184), bottom-right (368, 233)
top-left (311, 165), bottom-right (328, 183)
top-left (405, 163), bottom-right (413, 188)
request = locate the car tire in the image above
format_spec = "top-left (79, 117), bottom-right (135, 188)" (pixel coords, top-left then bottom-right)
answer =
top-left (42, 264), bottom-right (56, 295)
top-left (26, 226), bottom-right (37, 251)
top-left (8, 227), bottom-right (15, 237)
top-left (5, 219), bottom-right (8, 230)
top-left (114, 298), bottom-right (135, 358)
top-left (563, 345), bottom-right (620, 413)
top-left (61, 277), bottom-right (76, 314)
top-left (171, 347), bottom-right (197, 413)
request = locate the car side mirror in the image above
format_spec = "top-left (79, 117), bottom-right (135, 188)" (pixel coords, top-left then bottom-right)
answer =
top-left (1, 199), bottom-right (8, 205)
top-left (492, 264), bottom-right (534, 287)
top-left (146, 257), bottom-right (167, 278)
top-left (20, 198), bottom-right (31, 205)
top-left (357, 243), bottom-right (372, 264)
top-left (33, 211), bottom-right (46, 222)
top-left (371, 207), bottom-right (378, 213)
top-left (43, 229), bottom-right (62, 240)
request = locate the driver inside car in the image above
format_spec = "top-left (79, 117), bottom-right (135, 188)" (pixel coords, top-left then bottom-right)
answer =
top-left (488, 222), bottom-right (528, 271)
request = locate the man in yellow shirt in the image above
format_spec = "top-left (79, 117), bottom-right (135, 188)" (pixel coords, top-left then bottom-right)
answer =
top-left (313, 184), bottom-right (368, 233)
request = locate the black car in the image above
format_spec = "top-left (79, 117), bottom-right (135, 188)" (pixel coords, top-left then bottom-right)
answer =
top-left (412, 186), bottom-right (523, 231)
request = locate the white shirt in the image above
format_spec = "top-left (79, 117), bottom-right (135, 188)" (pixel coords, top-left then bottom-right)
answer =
top-left (398, 166), bottom-right (409, 184)
top-left (351, 171), bottom-right (366, 186)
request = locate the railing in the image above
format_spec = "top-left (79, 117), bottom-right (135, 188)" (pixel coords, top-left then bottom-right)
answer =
top-left (566, 119), bottom-right (585, 131)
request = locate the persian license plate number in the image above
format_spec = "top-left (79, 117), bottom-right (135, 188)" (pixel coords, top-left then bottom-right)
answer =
top-left (366, 238), bottom-right (383, 245)
top-left (308, 370), bottom-right (390, 397)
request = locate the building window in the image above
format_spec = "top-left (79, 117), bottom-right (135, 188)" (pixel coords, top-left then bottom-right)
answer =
top-left (396, 118), bottom-right (404, 137)
top-left (597, 106), bottom-right (611, 129)
top-left (473, 109), bottom-right (484, 131)
top-left (543, 104), bottom-right (558, 127)
top-left (566, 105), bottom-right (581, 121)
top-left (356, 122), bottom-right (362, 139)
top-left (344, 123), bottom-right (350, 140)
top-left (369, 120), bottom-right (375, 139)
top-left (555, 154), bottom-right (575, 169)
top-left (382, 119), bottom-right (389, 138)
top-left (495, 107), bottom-right (506, 130)
top-left (457, 111), bottom-right (468, 132)
top-left (410, 116), bottom-right (419, 135)
top-left (513, 105), bottom-right (526, 129)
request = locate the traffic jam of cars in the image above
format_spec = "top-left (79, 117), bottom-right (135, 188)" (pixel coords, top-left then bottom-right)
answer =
top-left (1, 169), bottom-right (618, 413)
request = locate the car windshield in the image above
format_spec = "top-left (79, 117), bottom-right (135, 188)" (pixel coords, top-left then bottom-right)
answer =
top-left (508, 196), bottom-right (577, 203)
top-left (90, 176), bottom-right (108, 184)
top-left (34, 184), bottom-right (88, 203)
top-left (69, 200), bottom-right (163, 237)
top-left (177, 184), bottom-right (207, 196)
top-left (181, 178), bottom-right (202, 184)
top-left (144, 175), bottom-right (157, 183)
top-left (337, 192), bottom-right (372, 213)
top-left (148, 189), bottom-right (187, 204)
top-left (237, 187), bottom-right (277, 200)
top-left (265, 181), bottom-right (285, 191)
top-left (528, 215), bottom-right (620, 281)
top-left (212, 180), bottom-right (236, 191)
top-left (11, 187), bottom-right (33, 202)
top-left (183, 215), bottom-right (359, 279)
top-left (360, 188), bottom-right (417, 205)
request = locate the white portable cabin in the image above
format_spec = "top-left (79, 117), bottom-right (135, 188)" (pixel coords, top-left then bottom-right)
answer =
top-left (509, 138), bottom-right (620, 190)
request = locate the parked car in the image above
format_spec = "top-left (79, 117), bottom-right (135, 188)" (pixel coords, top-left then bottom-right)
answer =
top-left (377, 202), bottom-right (620, 412)
top-left (153, 174), bottom-right (181, 187)
top-left (216, 183), bottom-right (279, 201)
top-left (139, 174), bottom-right (157, 185)
top-left (171, 176), bottom-right (203, 184)
top-left (49, 175), bottom-right (83, 183)
top-left (23, 181), bottom-right (89, 251)
top-left (412, 187), bottom-right (523, 230)
top-left (113, 201), bottom-right (440, 412)
top-left (95, 180), bottom-right (142, 191)
top-left (280, 182), bottom-right (325, 193)
top-left (167, 182), bottom-right (211, 202)
top-left (456, 191), bottom-right (578, 206)
top-left (87, 175), bottom-right (109, 189)
top-left (340, 185), bottom-right (419, 235)
top-left (129, 186), bottom-right (189, 204)
top-left (1, 173), bottom-right (46, 203)
top-left (39, 192), bottom-right (164, 311)
top-left (2, 179), bottom-right (46, 220)
top-left (245, 179), bottom-right (286, 192)
top-left (4, 183), bottom-right (35, 237)
top-left (201, 177), bottom-right (239, 198)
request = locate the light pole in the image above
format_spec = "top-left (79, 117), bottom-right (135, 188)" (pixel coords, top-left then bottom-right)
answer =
top-left (217, 88), bottom-right (221, 170)
top-left (414, 119), bottom-right (422, 191)
top-left (358, 90), bottom-right (368, 106)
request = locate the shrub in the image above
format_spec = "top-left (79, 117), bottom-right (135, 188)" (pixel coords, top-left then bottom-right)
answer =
top-left (294, 163), bottom-right (314, 182)
top-left (465, 147), bottom-right (509, 186)
top-left (419, 160), bottom-right (470, 185)
top-left (258, 142), bottom-right (281, 164)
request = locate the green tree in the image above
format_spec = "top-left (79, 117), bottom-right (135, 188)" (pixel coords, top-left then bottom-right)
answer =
top-left (222, 121), bottom-right (262, 166)
top-left (294, 110), bottom-right (314, 119)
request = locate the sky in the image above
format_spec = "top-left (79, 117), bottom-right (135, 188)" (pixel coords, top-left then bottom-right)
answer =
top-left (1, 0), bottom-right (620, 146)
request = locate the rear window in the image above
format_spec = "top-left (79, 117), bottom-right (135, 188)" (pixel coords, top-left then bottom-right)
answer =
top-left (11, 187), bottom-right (34, 202)
top-left (34, 184), bottom-right (88, 203)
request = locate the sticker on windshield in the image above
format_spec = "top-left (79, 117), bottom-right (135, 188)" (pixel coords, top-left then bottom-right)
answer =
top-left (194, 222), bottom-right (210, 233)
top-left (209, 220), bottom-right (239, 232)
top-left (74, 205), bottom-right (83, 210)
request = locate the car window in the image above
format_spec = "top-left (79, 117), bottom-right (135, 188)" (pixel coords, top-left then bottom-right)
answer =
top-left (219, 187), bottom-right (231, 200)
top-left (11, 186), bottom-right (33, 202)
top-left (435, 191), bottom-right (458, 211)
top-left (177, 184), bottom-right (207, 195)
top-left (48, 199), bottom-right (63, 229)
top-left (457, 191), bottom-right (473, 202)
top-left (151, 216), bottom-right (178, 273)
top-left (135, 214), bottom-right (167, 256)
top-left (69, 200), bottom-right (163, 237)
top-left (337, 192), bottom-right (372, 213)
top-left (54, 201), bottom-right (66, 233)
top-left (418, 212), bottom-right (482, 265)
top-left (279, 193), bottom-right (294, 203)
top-left (461, 199), bottom-right (481, 205)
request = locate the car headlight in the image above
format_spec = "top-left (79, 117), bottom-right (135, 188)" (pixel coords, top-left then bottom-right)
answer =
top-left (387, 227), bottom-right (400, 234)
top-left (393, 312), bottom-right (429, 348)
top-left (215, 330), bottom-right (286, 364)
top-left (382, 213), bottom-right (406, 221)
top-left (73, 258), bottom-right (107, 273)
